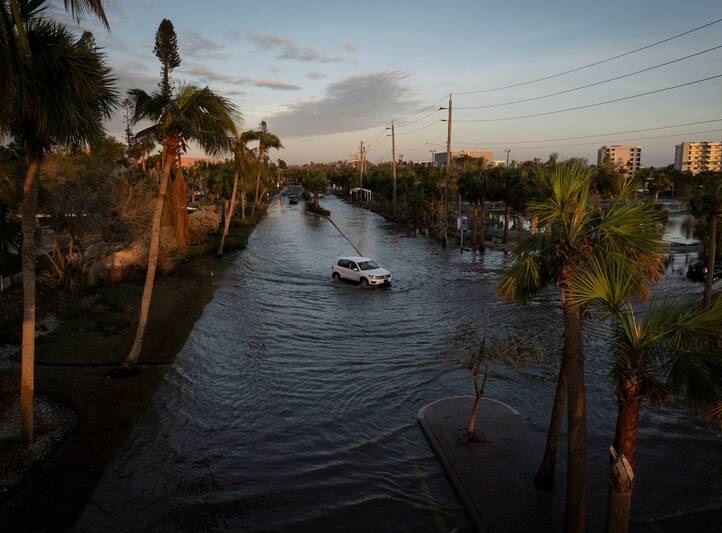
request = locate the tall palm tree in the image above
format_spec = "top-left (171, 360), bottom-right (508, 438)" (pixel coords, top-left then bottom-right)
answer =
top-left (124, 85), bottom-right (237, 367)
top-left (250, 121), bottom-right (282, 217)
top-left (498, 161), bottom-right (663, 532)
top-left (684, 171), bottom-right (722, 309)
top-left (218, 131), bottom-right (255, 257)
top-left (566, 256), bottom-right (722, 533)
top-left (1, 13), bottom-right (116, 443)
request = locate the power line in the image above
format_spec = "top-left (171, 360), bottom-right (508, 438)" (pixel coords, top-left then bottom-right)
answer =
top-left (395, 119), bottom-right (444, 136)
top-left (492, 127), bottom-right (722, 150)
top-left (453, 17), bottom-right (722, 95)
top-left (395, 94), bottom-right (448, 126)
top-left (454, 74), bottom-right (722, 123)
top-left (431, 118), bottom-right (722, 146)
top-left (395, 105), bottom-right (443, 129)
top-left (455, 45), bottom-right (722, 110)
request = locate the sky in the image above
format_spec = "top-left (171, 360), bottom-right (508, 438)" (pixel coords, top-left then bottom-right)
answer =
top-left (51, 0), bottom-right (722, 167)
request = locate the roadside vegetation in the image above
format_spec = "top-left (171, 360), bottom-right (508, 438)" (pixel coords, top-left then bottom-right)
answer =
top-left (0, 3), bottom-right (283, 524)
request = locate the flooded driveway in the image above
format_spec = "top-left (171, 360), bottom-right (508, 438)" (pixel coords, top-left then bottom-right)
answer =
top-left (76, 195), bottom-right (720, 532)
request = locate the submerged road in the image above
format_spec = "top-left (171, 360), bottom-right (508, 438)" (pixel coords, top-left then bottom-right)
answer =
top-left (77, 195), bottom-right (720, 532)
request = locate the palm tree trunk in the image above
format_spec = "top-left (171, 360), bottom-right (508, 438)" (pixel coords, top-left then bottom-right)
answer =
top-left (563, 300), bottom-right (587, 533)
top-left (703, 211), bottom-right (718, 309)
top-left (124, 143), bottom-right (177, 367)
top-left (241, 192), bottom-right (246, 221)
top-left (535, 352), bottom-right (568, 490)
top-left (503, 204), bottom-right (511, 243)
top-left (171, 161), bottom-right (189, 254)
top-left (471, 201), bottom-right (478, 245)
top-left (480, 195), bottom-right (486, 244)
top-left (217, 169), bottom-right (239, 257)
top-left (606, 378), bottom-right (641, 533)
top-left (252, 144), bottom-right (264, 216)
top-left (20, 161), bottom-right (40, 444)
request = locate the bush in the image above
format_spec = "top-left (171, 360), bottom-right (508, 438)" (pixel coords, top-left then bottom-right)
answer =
top-left (188, 207), bottom-right (220, 244)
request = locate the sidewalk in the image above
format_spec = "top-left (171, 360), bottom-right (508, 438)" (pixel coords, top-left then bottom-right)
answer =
top-left (417, 396), bottom-right (565, 532)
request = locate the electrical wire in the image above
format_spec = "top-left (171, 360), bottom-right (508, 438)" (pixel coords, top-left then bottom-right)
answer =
top-left (455, 45), bottom-right (722, 110)
top-left (395, 119), bottom-right (444, 136)
top-left (454, 74), bottom-right (722, 122)
top-left (453, 17), bottom-right (722, 95)
top-left (485, 127), bottom-right (722, 151)
top-left (431, 118), bottom-right (722, 146)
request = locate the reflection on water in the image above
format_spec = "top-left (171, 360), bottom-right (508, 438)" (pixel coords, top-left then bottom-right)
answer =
top-left (76, 196), bottom-right (720, 532)
top-left (664, 212), bottom-right (699, 245)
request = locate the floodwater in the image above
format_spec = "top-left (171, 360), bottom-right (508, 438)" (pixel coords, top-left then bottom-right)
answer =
top-left (76, 195), bottom-right (721, 532)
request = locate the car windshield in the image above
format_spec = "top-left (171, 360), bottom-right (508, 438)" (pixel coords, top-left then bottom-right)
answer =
top-left (358, 260), bottom-right (380, 271)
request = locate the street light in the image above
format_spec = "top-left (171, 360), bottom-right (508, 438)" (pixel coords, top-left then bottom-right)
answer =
top-left (504, 148), bottom-right (511, 166)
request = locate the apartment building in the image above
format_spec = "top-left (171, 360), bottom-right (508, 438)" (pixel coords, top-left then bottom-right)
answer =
top-left (674, 141), bottom-right (722, 174)
top-left (597, 145), bottom-right (642, 176)
top-left (434, 150), bottom-right (493, 167)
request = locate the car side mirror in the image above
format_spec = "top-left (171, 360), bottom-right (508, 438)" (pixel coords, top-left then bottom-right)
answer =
top-left (353, 268), bottom-right (359, 272)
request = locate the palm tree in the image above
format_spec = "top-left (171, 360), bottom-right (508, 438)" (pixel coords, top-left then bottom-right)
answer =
top-left (218, 131), bottom-right (255, 257)
top-left (124, 85), bottom-right (237, 367)
top-left (684, 171), bottom-right (722, 309)
top-left (1, 13), bottom-right (116, 443)
top-left (250, 121), bottom-right (282, 217)
top-left (566, 257), bottom-right (722, 533)
top-left (498, 161), bottom-right (663, 532)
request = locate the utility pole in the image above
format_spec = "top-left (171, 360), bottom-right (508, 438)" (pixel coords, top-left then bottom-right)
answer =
top-left (429, 149), bottom-right (436, 166)
top-left (359, 140), bottom-right (364, 190)
top-left (387, 121), bottom-right (397, 216)
top-left (505, 148), bottom-right (511, 167)
top-left (442, 93), bottom-right (453, 246)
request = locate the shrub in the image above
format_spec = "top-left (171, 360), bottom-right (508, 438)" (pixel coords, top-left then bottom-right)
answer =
top-left (188, 207), bottom-right (221, 244)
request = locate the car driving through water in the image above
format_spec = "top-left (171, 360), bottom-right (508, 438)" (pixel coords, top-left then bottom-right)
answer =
top-left (332, 256), bottom-right (391, 288)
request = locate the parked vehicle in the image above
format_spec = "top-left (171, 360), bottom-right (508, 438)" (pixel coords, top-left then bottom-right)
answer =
top-left (288, 195), bottom-right (298, 205)
top-left (687, 258), bottom-right (721, 282)
top-left (332, 256), bottom-right (391, 287)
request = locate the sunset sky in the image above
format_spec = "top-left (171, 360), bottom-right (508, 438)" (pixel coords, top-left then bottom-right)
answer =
top-left (52, 0), bottom-right (722, 166)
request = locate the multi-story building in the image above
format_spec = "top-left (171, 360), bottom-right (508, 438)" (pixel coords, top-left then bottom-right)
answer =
top-left (434, 150), bottom-right (493, 167)
top-left (597, 145), bottom-right (641, 176)
top-left (674, 141), bottom-right (722, 174)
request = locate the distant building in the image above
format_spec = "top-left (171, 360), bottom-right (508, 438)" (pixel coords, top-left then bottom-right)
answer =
top-left (491, 160), bottom-right (506, 167)
top-left (674, 141), bottom-right (722, 175)
top-left (597, 145), bottom-right (641, 176)
top-left (434, 150), bottom-right (493, 167)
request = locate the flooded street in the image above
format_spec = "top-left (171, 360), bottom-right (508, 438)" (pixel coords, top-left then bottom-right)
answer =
top-left (76, 195), bottom-right (721, 532)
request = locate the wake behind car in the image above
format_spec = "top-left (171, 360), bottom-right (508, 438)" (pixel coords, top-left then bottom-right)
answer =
top-left (332, 256), bottom-right (391, 288)
top-left (687, 258), bottom-right (721, 282)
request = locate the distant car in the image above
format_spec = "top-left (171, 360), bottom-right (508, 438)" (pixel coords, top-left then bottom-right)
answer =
top-left (332, 256), bottom-right (391, 288)
top-left (288, 195), bottom-right (298, 205)
top-left (687, 258), bottom-right (721, 282)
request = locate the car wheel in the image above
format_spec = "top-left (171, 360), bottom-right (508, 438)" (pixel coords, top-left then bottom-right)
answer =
top-left (360, 278), bottom-right (369, 288)
top-left (332, 272), bottom-right (340, 281)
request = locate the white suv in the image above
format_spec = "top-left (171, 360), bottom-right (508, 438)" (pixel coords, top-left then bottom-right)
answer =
top-left (332, 256), bottom-right (392, 288)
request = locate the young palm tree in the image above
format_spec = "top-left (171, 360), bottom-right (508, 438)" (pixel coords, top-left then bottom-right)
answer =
top-left (250, 121), bottom-right (282, 216)
top-left (498, 161), bottom-right (663, 532)
top-left (566, 256), bottom-right (722, 533)
top-left (1, 16), bottom-right (116, 442)
top-left (124, 85), bottom-right (237, 367)
top-left (218, 131), bottom-right (255, 257)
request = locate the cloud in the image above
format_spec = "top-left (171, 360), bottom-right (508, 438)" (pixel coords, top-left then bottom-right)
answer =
top-left (306, 71), bottom-right (326, 80)
top-left (342, 43), bottom-right (359, 53)
top-left (181, 64), bottom-right (301, 91)
top-left (246, 32), bottom-right (354, 64)
top-left (268, 71), bottom-right (421, 137)
top-left (183, 30), bottom-right (229, 59)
